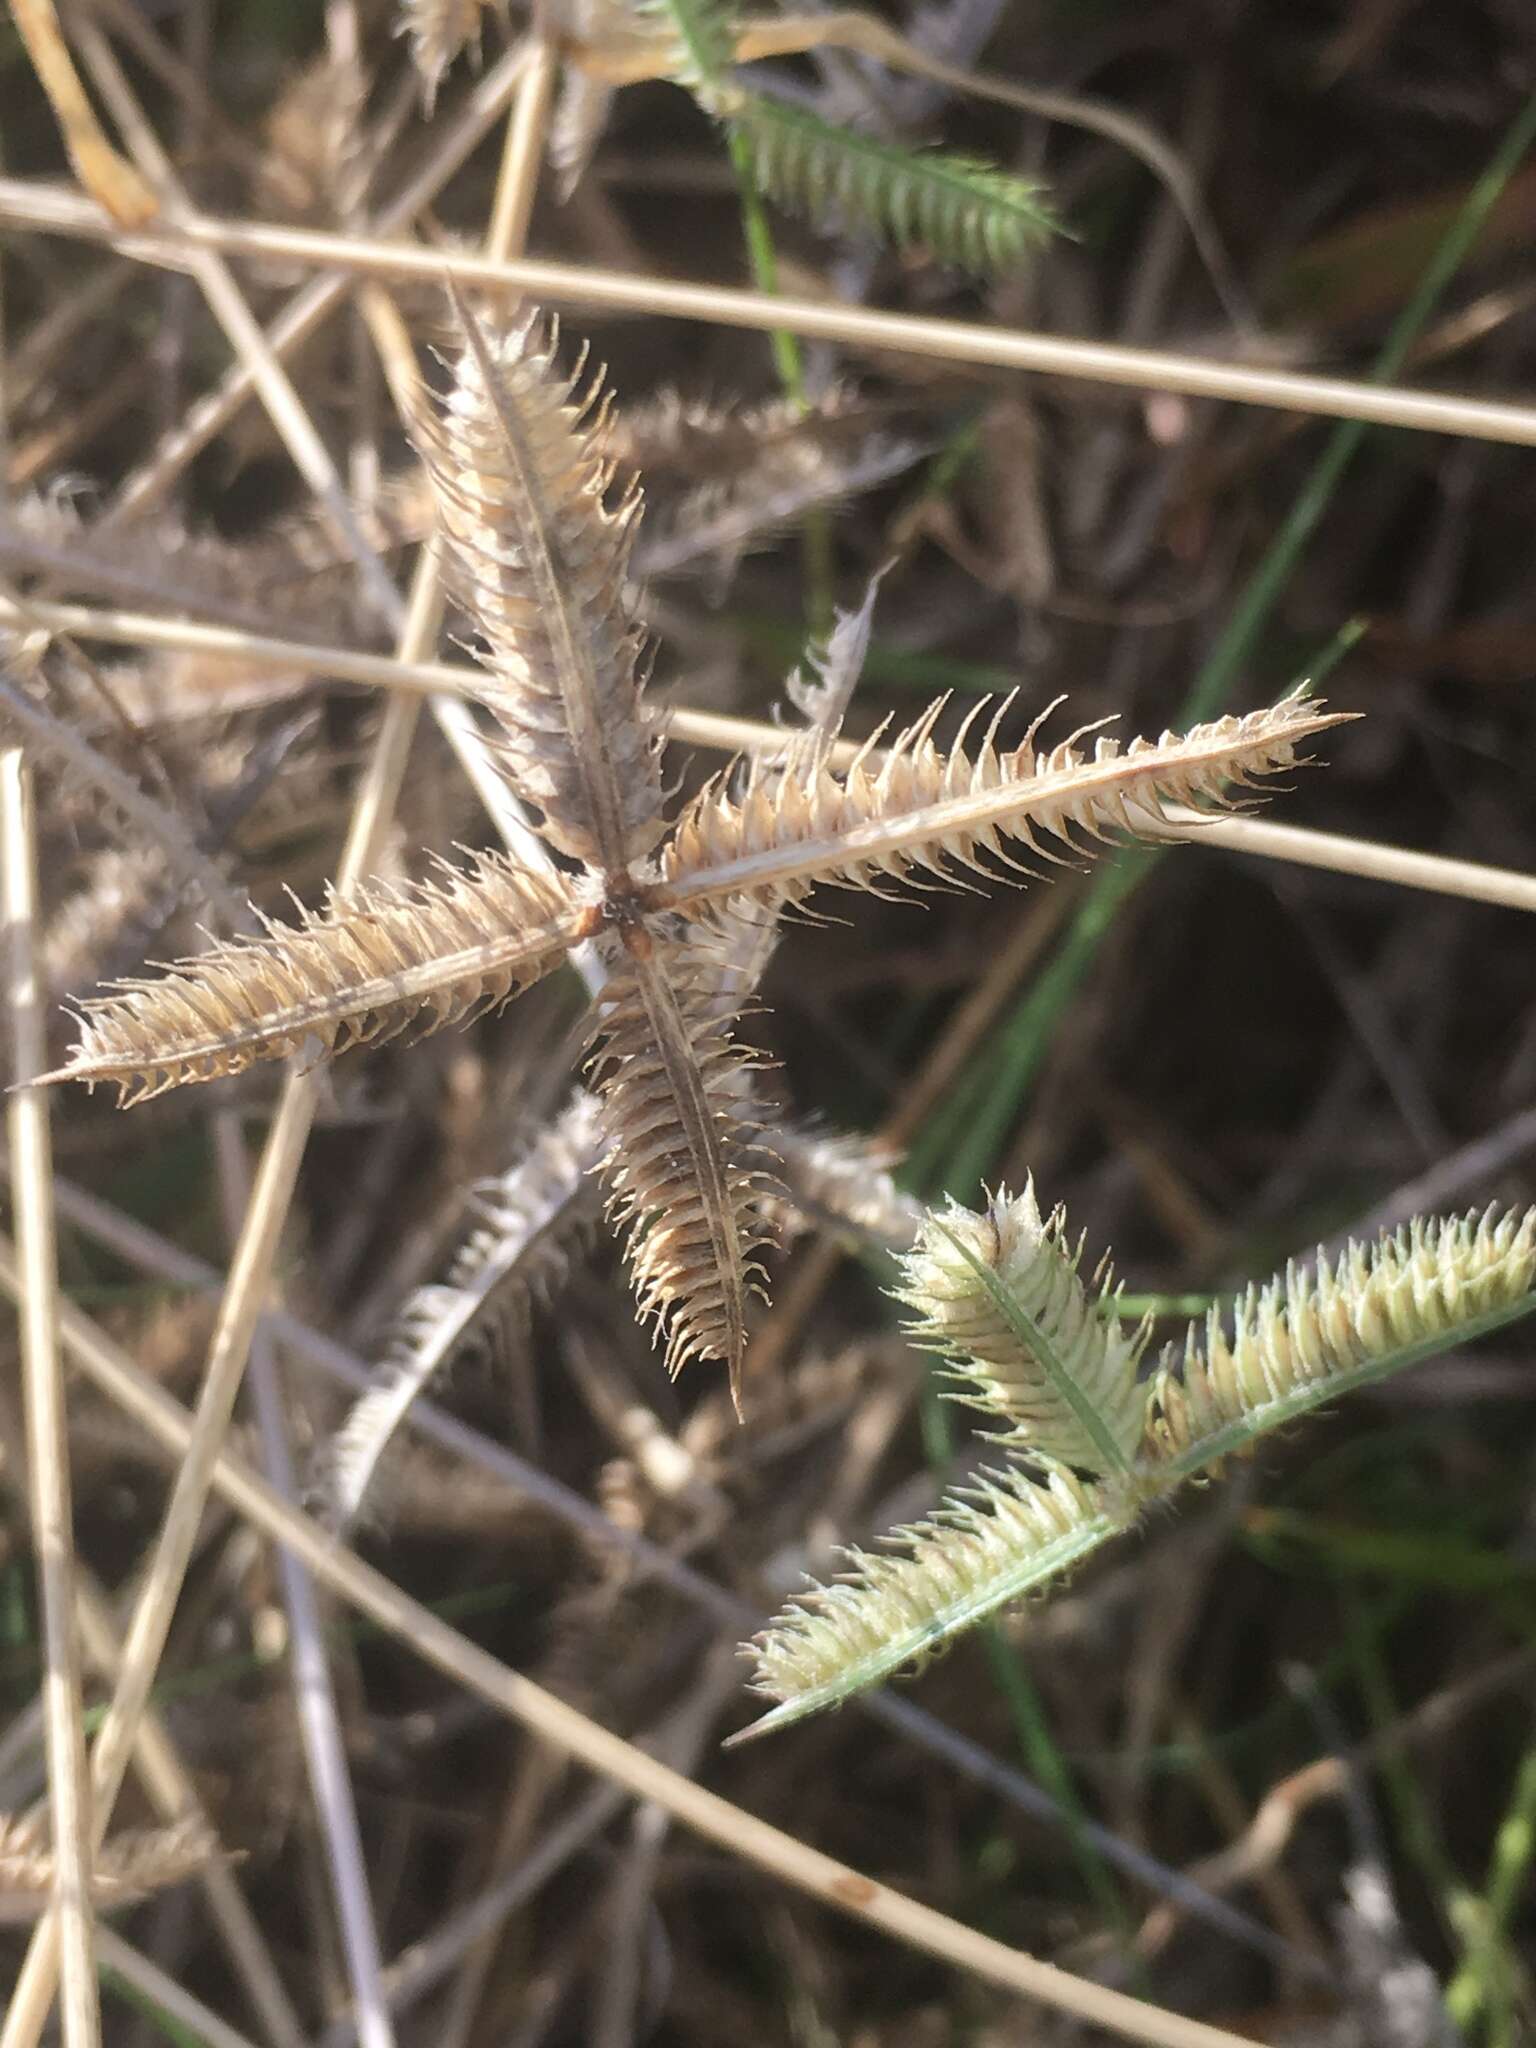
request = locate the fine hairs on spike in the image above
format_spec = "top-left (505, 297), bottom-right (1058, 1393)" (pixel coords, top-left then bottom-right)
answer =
top-left (49, 852), bottom-right (585, 1103)
top-left (587, 931), bottom-right (779, 1410)
top-left (737, 1197), bottom-right (1536, 1739)
top-left (47, 296), bottom-right (1353, 1405)
top-left (895, 1182), bottom-right (1150, 1476)
top-left (411, 298), bottom-right (665, 870)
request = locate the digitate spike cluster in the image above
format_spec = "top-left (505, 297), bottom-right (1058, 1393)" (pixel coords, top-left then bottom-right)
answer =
top-left (50, 303), bottom-right (1347, 1400)
top-left (739, 1193), bottom-right (1536, 1738)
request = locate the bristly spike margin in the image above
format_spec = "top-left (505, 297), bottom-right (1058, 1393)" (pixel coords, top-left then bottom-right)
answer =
top-left (737, 1199), bottom-right (1536, 1737)
top-left (45, 853), bottom-right (585, 1103)
top-left (411, 298), bottom-right (666, 871)
top-left (726, 94), bottom-right (1058, 278)
top-left (894, 1182), bottom-right (1151, 1477)
top-left (587, 929), bottom-right (781, 1411)
top-left (656, 694), bottom-right (1353, 928)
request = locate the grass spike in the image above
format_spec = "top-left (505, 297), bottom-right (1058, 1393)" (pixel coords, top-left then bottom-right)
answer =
top-left (1142, 1206), bottom-right (1536, 1482)
top-left (322, 1091), bottom-right (606, 1530)
top-left (728, 93), bottom-right (1056, 276)
top-left (658, 694), bottom-right (1351, 926)
top-left (741, 1198), bottom-right (1536, 1734)
top-left (47, 853), bottom-right (585, 1103)
top-left (895, 1183), bottom-right (1150, 1475)
top-left (588, 931), bottom-right (779, 1410)
top-left (412, 299), bottom-right (665, 871)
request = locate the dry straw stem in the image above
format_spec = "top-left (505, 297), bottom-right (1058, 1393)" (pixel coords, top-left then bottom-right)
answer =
top-left (7, 184), bottom-right (1536, 447)
top-left (2, 50), bottom-right (567, 2048)
top-left (64, 1578), bottom-right (307, 2048)
top-left (215, 1114), bottom-right (396, 2048)
top-left (2, 41), bottom-right (561, 2045)
top-left (9, 1254), bottom-right (1264, 2048)
top-left (0, 571), bottom-right (437, 2048)
top-left (0, 1389), bottom-right (303, 2047)
top-left (99, 39), bottom-right (534, 519)
top-left (2, 753), bottom-right (101, 2048)
top-left (91, 1926), bottom-right (267, 2048)
top-left (68, 18), bottom-right (403, 631)
top-left (7, 596), bottom-right (1533, 915)
top-left (9, 0), bottom-right (156, 225)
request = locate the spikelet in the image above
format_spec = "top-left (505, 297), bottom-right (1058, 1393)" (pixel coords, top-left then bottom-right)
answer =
top-left (1142, 1206), bottom-right (1536, 1476)
top-left (638, 429), bottom-right (923, 581)
top-left (659, 694), bottom-right (1351, 927)
top-left (587, 930), bottom-right (779, 1406)
top-left (413, 304), bottom-right (664, 871)
top-left (895, 1184), bottom-right (1150, 1474)
top-left (48, 853), bottom-right (584, 1102)
top-left (738, 1459), bottom-right (1117, 1739)
top-left (324, 1091), bottom-right (605, 1529)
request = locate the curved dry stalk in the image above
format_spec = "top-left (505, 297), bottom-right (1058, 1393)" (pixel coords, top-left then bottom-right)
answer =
top-left (657, 693), bottom-right (1348, 921)
top-left (49, 853), bottom-right (584, 1101)
top-left (412, 303), bottom-right (665, 869)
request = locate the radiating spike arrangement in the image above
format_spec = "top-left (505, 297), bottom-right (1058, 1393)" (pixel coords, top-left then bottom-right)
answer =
top-left (46, 299), bottom-right (1352, 1401)
top-left (738, 1198), bottom-right (1536, 1736)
